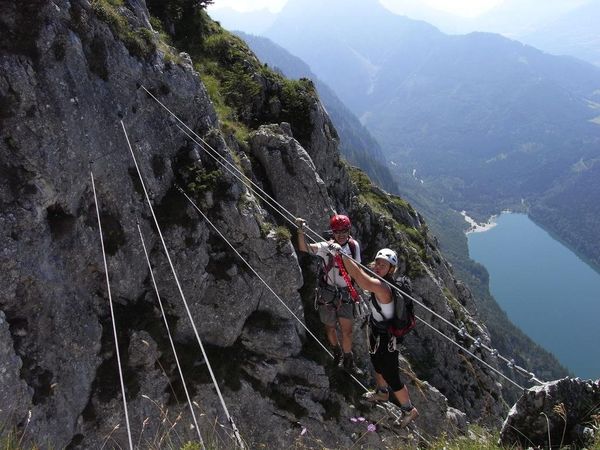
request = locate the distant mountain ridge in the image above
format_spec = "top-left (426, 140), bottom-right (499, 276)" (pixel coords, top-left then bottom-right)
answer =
top-left (521, 1), bottom-right (600, 67)
top-left (379, 0), bottom-right (600, 68)
top-left (209, 7), bottom-right (276, 35)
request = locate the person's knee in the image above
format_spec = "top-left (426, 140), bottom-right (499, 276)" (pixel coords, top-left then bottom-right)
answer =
top-left (381, 368), bottom-right (404, 391)
top-left (324, 324), bottom-right (337, 334)
top-left (388, 378), bottom-right (405, 392)
top-left (338, 318), bottom-right (353, 334)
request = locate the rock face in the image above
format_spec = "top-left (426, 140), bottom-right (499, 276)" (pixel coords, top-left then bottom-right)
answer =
top-left (500, 378), bottom-right (600, 449)
top-left (1, 1), bottom-right (513, 448)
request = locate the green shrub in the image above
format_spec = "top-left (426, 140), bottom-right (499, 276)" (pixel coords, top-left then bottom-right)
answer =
top-left (91, 0), bottom-right (156, 59)
top-left (274, 226), bottom-right (291, 243)
top-left (279, 78), bottom-right (314, 145)
top-left (185, 165), bottom-right (221, 195)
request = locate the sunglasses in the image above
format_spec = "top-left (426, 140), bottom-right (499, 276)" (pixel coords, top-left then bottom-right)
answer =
top-left (333, 228), bottom-right (350, 235)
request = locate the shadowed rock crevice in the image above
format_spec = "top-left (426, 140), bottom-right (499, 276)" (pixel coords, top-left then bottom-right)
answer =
top-left (85, 35), bottom-right (110, 81)
top-left (4, 313), bottom-right (53, 406)
top-left (99, 211), bottom-right (126, 256)
top-left (47, 203), bottom-right (77, 240)
top-left (0, 0), bottom-right (45, 64)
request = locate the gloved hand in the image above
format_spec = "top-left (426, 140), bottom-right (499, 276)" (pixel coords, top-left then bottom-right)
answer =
top-left (328, 242), bottom-right (342, 255)
top-left (295, 217), bottom-right (306, 231)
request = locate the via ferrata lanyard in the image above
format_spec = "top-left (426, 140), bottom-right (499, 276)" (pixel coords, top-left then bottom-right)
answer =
top-left (334, 254), bottom-right (360, 303)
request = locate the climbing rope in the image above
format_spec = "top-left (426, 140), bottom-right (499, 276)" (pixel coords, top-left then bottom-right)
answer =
top-left (139, 86), bottom-right (543, 387)
top-left (90, 171), bottom-right (134, 450)
top-left (120, 121), bottom-right (246, 449)
top-left (136, 222), bottom-right (206, 449)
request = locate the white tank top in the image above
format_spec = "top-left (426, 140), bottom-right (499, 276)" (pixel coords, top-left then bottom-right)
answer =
top-left (370, 297), bottom-right (394, 322)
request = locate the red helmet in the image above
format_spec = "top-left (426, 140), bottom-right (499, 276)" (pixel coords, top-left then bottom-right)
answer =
top-left (330, 214), bottom-right (351, 232)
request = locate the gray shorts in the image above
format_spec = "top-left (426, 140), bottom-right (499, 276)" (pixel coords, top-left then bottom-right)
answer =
top-left (319, 302), bottom-right (354, 326)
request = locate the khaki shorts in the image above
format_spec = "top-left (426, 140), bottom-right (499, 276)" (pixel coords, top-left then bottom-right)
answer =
top-left (319, 302), bottom-right (354, 326)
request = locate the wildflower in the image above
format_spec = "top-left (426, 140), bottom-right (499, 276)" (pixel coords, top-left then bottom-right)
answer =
top-left (367, 423), bottom-right (377, 433)
top-left (350, 417), bottom-right (358, 423)
top-left (300, 427), bottom-right (307, 436)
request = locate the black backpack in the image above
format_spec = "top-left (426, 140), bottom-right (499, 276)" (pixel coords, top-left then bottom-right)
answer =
top-left (370, 276), bottom-right (416, 338)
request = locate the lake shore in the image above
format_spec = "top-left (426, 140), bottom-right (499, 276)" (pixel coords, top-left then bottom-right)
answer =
top-left (461, 211), bottom-right (498, 233)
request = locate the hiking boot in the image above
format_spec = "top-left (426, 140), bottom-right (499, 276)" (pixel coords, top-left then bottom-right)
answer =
top-left (343, 352), bottom-right (364, 376)
top-left (332, 346), bottom-right (343, 367)
top-left (400, 407), bottom-right (419, 428)
top-left (363, 387), bottom-right (389, 402)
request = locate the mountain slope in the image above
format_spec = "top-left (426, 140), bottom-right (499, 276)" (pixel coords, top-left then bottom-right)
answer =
top-left (234, 31), bottom-right (398, 193)
top-left (0, 0), bottom-right (524, 447)
top-left (263, 0), bottom-right (600, 268)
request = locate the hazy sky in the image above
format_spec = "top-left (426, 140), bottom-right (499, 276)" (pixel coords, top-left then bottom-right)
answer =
top-left (208, 0), bottom-right (505, 17)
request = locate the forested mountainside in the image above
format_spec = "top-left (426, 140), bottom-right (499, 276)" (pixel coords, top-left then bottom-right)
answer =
top-left (226, 27), bottom-right (568, 393)
top-left (0, 1), bottom-right (533, 448)
top-left (261, 0), bottom-right (600, 272)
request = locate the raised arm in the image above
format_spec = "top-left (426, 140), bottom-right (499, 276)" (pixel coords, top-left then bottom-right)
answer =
top-left (340, 252), bottom-right (391, 302)
top-left (296, 217), bottom-right (319, 254)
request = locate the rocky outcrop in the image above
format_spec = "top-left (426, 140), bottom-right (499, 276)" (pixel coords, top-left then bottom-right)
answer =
top-left (249, 123), bottom-right (333, 226)
top-left (500, 377), bottom-right (600, 448)
top-left (1, 0), bottom-right (513, 448)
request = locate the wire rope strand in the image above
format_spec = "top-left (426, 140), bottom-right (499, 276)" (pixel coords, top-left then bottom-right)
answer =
top-left (90, 171), bottom-right (134, 450)
top-left (120, 121), bottom-right (246, 450)
top-left (416, 317), bottom-right (524, 390)
top-left (140, 87), bottom-right (542, 386)
top-left (136, 222), bottom-right (206, 449)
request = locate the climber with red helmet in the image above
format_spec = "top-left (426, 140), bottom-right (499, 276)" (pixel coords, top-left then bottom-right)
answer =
top-left (295, 214), bottom-right (364, 375)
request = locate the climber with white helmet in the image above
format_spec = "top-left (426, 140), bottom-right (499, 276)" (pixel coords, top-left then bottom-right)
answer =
top-left (330, 245), bottom-right (420, 428)
top-left (296, 214), bottom-right (364, 375)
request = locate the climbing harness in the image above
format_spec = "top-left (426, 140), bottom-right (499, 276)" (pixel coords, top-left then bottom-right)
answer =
top-left (313, 240), bottom-right (361, 311)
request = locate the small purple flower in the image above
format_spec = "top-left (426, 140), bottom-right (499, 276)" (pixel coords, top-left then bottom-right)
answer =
top-left (367, 423), bottom-right (377, 433)
top-left (300, 427), bottom-right (307, 436)
top-left (350, 417), bottom-right (358, 423)
top-left (357, 417), bottom-right (366, 422)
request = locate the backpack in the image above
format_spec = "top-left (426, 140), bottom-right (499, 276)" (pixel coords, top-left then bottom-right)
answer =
top-left (318, 238), bottom-right (358, 286)
top-left (370, 276), bottom-right (416, 338)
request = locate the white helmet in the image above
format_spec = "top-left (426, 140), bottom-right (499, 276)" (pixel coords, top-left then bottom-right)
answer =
top-left (375, 248), bottom-right (398, 266)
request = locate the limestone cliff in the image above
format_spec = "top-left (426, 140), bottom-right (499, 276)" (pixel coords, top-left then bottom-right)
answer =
top-left (1, 1), bottom-right (513, 448)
